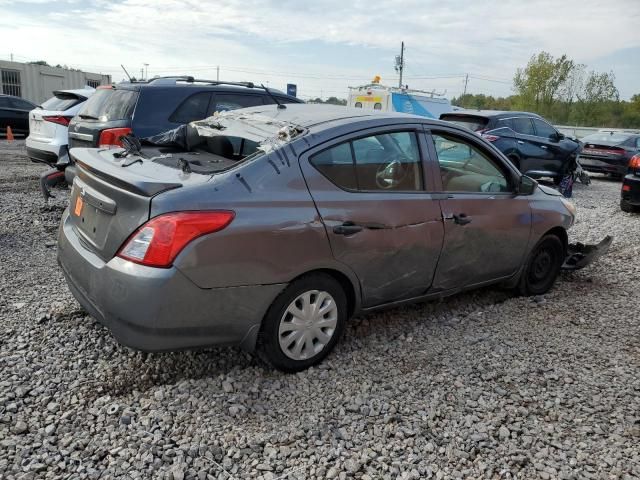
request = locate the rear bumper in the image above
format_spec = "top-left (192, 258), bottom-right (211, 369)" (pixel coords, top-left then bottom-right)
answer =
top-left (578, 157), bottom-right (627, 176)
top-left (26, 145), bottom-right (60, 165)
top-left (622, 174), bottom-right (640, 205)
top-left (57, 209), bottom-right (285, 352)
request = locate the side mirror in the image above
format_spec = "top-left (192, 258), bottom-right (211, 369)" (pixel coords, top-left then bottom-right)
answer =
top-left (552, 132), bottom-right (565, 141)
top-left (517, 175), bottom-right (537, 195)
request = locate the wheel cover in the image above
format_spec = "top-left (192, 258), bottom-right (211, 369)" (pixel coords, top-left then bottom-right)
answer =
top-left (278, 290), bottom-right (338, 361)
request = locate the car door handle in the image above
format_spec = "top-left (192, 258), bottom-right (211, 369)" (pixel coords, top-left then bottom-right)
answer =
top-left (517, 140), bottom-right (525, 145)
top-left (541, 145), bottom-right (548, 149)
top-left (453, 213), bottom-right (471, 225)
top-left (333, 222), bottom-right (363, 236)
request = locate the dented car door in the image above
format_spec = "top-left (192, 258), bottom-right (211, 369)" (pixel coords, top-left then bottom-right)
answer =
top-left (299, 125), bottom-right (444, 307)
top-left (425, 128), bottom-right (531, 290)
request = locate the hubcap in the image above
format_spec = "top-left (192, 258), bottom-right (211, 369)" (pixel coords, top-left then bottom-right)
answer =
top-left (278, 290), bottom-right (338, 361)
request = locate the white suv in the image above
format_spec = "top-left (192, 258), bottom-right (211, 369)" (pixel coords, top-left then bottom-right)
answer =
top-left (26, 87), bottom-right (95, 165)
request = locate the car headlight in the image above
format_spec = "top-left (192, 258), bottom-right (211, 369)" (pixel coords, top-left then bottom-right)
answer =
top-left (561, 197), bottom-right (577, 217)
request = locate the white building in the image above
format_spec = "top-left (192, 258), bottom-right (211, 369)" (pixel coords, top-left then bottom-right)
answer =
top-left (0, 60), bottom-right (111, 104)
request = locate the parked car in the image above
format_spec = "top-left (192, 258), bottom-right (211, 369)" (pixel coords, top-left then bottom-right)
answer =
top-left (26, 87), bottom-right (95, 165)
top-left (578, 132), bottom-right (640, 179)
top-left (621, 154), bottom-right (640, 212)
top-left (58, 104), bottom-right (606, 372)
top-left (0, 94), bottom-right (37, 137)
top-left (440, 110), bottom-right (581, 183)
top-left (64, 77), bottom-right (303, 186)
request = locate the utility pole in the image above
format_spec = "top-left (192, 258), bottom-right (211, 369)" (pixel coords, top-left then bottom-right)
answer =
top-left (140, 68), bottom-right (144, 80)
top-left (216, 65), bottom-right (220, 82)
top-left (143, 63), bottom-right (149, 81)
top-left (10, 53), bottom-right (13, 62)
top-left (396, 41), bottom-right (405, 89)
top-left (463, 73), bottom-right (469, 98)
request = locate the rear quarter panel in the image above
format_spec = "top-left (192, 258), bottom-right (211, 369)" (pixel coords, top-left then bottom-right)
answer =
top-left (151, 147), bottom-right (360, 294)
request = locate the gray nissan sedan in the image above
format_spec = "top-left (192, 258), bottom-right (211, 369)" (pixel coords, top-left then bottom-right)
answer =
top-left (58, 104), bottom-right (597, 372)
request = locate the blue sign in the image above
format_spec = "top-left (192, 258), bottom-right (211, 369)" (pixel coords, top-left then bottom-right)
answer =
top-left (287, 83), bottom-right (297, 97)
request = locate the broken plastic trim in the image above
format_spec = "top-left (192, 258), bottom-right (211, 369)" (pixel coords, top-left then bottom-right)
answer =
top-left (562, 235), bottom-right (612, 271)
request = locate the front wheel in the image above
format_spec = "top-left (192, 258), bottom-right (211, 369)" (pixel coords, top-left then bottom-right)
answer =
top-left (257, 273), bottom-right (347, 372)
top-left (518, 235), bottom-right (564, 296)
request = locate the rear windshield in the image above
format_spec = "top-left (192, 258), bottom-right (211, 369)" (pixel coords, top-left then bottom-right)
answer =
top-left (144, 110), bottom-right (306, 174)
top-left (78, 88), bottom-right (138, 121)
top-left (582, 133), bottom-right (632, 145)
top-left (440, 115), bottom-right (489, 132)
top-left (40, 92), bottom-right (86, 111)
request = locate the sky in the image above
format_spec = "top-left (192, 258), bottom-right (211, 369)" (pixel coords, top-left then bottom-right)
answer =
top-left (1, 0), bottom-right (639, 100)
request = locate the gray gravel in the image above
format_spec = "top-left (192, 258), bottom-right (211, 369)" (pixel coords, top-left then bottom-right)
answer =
top-left (1, 142), bottom-right (639, 479)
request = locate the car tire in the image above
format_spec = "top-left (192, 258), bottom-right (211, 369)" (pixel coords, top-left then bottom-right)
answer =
top-left (621, 199), bottom-right (639, 213)
top-left (518, 234), bottom-right (564, 296)
top-left (257, 273), bottom-right (347, 372)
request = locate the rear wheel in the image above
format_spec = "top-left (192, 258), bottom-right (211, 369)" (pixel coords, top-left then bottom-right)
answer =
top-left (257, 273), bottom-right (347, 372)
top-left (621, 199), bottom-right (639, 213)
top-left (518, 234), bottom-right (564, 296)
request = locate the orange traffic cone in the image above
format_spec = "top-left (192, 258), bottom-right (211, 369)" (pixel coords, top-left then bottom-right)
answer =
top-left (6, 126), bottom-right (14, 142)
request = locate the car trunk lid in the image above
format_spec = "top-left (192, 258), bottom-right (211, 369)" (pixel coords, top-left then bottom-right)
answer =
top-left (29, 109), bottom-right (60, 142)
top-left (580, 142), bottom-right (627, 159)
top-left (68, 147), bottom-right (208, 261)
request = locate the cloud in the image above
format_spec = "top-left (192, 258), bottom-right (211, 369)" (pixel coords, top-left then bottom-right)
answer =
top-left (1, 0), bottom-right (639, 98)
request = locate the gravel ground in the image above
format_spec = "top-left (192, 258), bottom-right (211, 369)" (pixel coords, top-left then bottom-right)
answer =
top-left (1, 141), bottom-right (639, 480)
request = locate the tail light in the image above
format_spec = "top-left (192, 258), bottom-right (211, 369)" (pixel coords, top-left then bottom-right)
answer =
top-left (99, 127), bottom-right (132, 148)
top-left (43, 115), bottom-right (73, 126)
top-left (117, 211), bottom-right (235, 268)
top-left (481, 133), bottom-right (500, 142)
top-left (629, 155), bottom-right (640, 171)
top-left (622, 184), bottom-right (631, 192)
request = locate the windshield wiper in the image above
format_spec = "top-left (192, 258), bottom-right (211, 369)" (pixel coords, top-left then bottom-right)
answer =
top-left (260, 84), bottom-right (286, 110)
top-left (79, 114), bottom-right (99, 120)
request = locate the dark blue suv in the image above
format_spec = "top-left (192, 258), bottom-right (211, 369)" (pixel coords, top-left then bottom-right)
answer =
top-left (440, 110), bottom-right (581, 184)
top-left (68, 77), bottom-right (302, 149)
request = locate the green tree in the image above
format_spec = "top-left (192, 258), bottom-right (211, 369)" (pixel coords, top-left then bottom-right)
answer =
top-left (513, 52), bottom-right (575, 116)
top-left (575, 71), bottom-right (619, 126)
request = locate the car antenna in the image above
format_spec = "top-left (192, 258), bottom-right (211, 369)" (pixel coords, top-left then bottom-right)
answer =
top-left (260, 84), bottom-right (286, 109)
top-left (120, 64), bottom-right (133, 82)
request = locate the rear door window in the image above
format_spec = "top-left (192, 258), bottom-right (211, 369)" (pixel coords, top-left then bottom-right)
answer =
top-left (511, 117), bottom-right (536, 136)
top-left (79, 88), bottom-right (138, 121)
top-left (532, 118), bottom-right (557, 139)
top-left (169, 92), bottom-right (212, 123)
top-left (212, 93), bottom-right (265, 113)
top-left (310, 131), bottom-right (424, 192)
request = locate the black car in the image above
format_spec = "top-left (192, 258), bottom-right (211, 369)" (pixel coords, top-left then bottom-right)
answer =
top-left (440, 111), bottom-right (581, 183)
top-left (579, 131), bottom-right (640, 179)
top-left (621, 154), bottom-right (640, 212)
top-left (62, 77), bottom-right (303, 186)
top-left (0, 94), bottom-right (37, 136)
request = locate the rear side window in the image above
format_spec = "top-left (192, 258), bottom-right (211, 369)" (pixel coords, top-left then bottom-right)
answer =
top-left (511, 117), bottom-right (535, 136)
top-left (40, 93), bottom-right (84, 112)
top-left (79, 88), bottom-right (138, 121)
top-left (213, 94), bottom-right (264, 113)
top-left (440, 115), bottom-right (489, 132)
top-left (532, 119), bottom-right (557, 139)
top-left (169, 92), bottom-right (212, 123)
top-left (311, 131), bottom-right (423, 192)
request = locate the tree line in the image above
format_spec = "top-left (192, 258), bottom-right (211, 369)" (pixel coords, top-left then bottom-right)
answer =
top-left (452, 51), bottom-right (640, 128)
